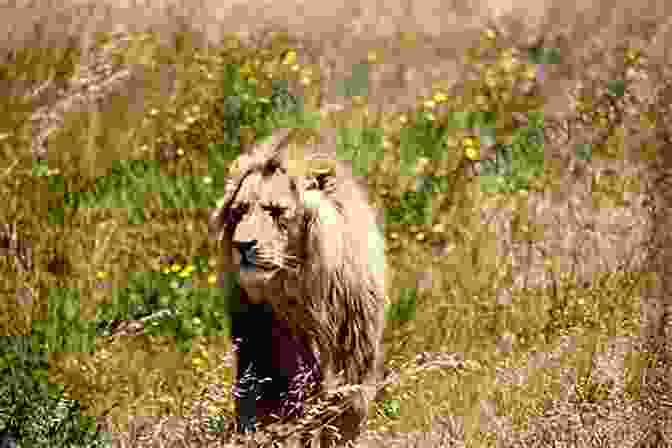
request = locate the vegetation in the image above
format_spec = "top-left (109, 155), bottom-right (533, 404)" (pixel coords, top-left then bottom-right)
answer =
top-left (0, 6), bottom-right (670, 447)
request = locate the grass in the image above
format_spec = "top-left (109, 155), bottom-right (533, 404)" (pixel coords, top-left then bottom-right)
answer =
top-left (0, 5), bottom-right (670, 447)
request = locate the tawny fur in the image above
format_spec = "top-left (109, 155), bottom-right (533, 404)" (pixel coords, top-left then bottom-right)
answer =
top-left (209, 127), bottom-right (386, 447)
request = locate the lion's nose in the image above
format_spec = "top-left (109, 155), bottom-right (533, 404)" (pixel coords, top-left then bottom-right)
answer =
top-left (234, 240), bottom-right (258, 264)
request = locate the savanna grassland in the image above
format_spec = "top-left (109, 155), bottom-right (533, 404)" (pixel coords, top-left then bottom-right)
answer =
top-left (2, 1), bottom-right (672, 447)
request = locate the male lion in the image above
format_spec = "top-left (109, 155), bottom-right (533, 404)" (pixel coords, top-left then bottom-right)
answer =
top-left (208, 127), bottom-right (386, 447)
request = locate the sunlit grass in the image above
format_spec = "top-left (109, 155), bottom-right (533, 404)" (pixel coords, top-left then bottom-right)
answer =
top-left (0, 12), bottom-right (666, 447)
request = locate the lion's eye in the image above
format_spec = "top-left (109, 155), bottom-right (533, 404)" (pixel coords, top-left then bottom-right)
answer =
top-left (227, 204), bottom-right (248, 224)
top-left (262, 203), bottom-right (286, 220)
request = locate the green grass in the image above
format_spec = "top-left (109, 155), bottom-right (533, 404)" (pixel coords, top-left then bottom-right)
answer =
top-left (0, 16), bottom-right (663, 447)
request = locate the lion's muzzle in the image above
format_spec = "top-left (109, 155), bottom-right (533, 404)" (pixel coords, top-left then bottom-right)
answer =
top-left (233, 239), bottom-right (258, 271)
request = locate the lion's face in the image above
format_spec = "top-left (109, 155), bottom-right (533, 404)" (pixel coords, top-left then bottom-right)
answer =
top-left (222, 167), bottom-right (308, 301)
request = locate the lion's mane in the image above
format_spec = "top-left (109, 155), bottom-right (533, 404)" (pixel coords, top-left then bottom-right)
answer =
top-left (209, 127), bottom-right (386, 446)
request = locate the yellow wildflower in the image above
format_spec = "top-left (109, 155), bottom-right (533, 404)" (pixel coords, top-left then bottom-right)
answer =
top-left (433, 92), bottom-right (448, 103)
top-left (462, 136), bottom-right (476, 147)
top-left (282, 50), bottom-right (297, 66)
top-left (465, 146), bottom-right (480, 160)
top-left (423, 100), bottom-right (436, 109)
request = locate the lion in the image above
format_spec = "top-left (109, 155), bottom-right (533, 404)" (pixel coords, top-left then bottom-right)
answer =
top-left (208, 127), bottom-right (386, 447)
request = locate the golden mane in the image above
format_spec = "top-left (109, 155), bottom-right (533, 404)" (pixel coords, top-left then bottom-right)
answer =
top-left (209, 127), bottom-right (386, 445)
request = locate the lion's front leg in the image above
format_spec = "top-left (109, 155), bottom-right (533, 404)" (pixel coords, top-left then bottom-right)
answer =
top-left (232, 337), bottom-right (262, 434)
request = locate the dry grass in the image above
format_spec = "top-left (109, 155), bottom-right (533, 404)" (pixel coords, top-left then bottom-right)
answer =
top-left (3, 1), bottom-right (672, 447)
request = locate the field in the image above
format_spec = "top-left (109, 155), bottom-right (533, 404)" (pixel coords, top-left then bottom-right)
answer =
top-left (1, 0), bottom-right (672, 446)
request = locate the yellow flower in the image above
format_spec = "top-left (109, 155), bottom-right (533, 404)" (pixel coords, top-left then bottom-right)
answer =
top-left (178, 270), bottom-right (191, 278)
top-left (282, 50), bottom-right (297, 66)
top-left (399, 114), bottom-right (408, 124)
top-left (239, 63), bottom-right (253, 76)
top-left (291, 64), bottom-right (300, 72)
top-left (162, 267), bottom-right (171, 274)
top-left (171, 264), bottom-right (182, 272)
top-left (300, 76), bottom-right (311, 85)
top-left (184, 265), bottom-right (195, 274)
top-left (465, 146), bottom-right (480, 161)
top-left (432, 92), bottom-right (448, 103)
top-left (207, 274), bottom-right (217, 285)
top-left (423, 100), bottom-right (436, 109)
top-left (462, 136), bottom-right (476, 147)
top-left (191, 356), bottom-right (206, 368)
top-left (523, 65), bottom-right (537, 80)
top-left (96, 271), bottom-right (109, 279)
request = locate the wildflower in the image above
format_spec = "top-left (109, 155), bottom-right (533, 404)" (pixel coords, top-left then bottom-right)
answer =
top-left (300, 76), bottom-right (311, 85)
top-left (423, 100), bottom-right (436, 109)
top-left (207, 274), bottom-right (217, 285)
top-left (465, 146), bottom-right (480, 161)
top-left (96, 271), bottom-right (109, 279)
top-left (462, 136), bottom-right (476, 147)
top-left (240, 63), bottom-right (253, 76)
top-left (291, 64), bottom-right (300, 72)
top-left (399, 114), bottom-right (408, 124)
top-left (523, 65), bottom-right (537, 80)
top-left (192, 356), bottom-right (206, 368)
top-left (171, 264), bottom-right (182, 272)
top-left (282, 50), bottom-right (297, 66)
top-left (432, 92), bottom-right (448, 103)
top-left (176, 148), bottom-right (185, 157)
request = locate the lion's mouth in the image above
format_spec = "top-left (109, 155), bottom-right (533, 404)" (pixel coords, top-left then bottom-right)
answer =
top-left (238, 261), bottom-right (279, 283)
